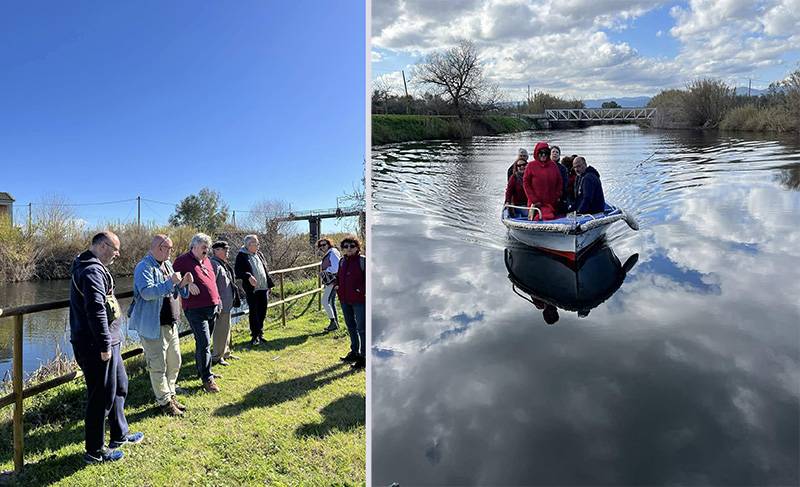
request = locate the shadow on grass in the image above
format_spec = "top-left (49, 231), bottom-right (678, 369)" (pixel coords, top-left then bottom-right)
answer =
top-left (295, 393), bottom-right (365, 438)
top-left (214, 363), bottom-right (354, 417)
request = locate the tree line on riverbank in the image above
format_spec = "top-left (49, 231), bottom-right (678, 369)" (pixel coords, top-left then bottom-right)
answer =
top-left (0, 188), bottom-right (363, 283)
top-left (373, 39), bottom-right (800, 144)
top-left (647, 71), bottom-right (800, 132)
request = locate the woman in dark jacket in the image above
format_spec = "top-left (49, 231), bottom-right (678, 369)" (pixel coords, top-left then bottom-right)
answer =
top-left (336, 235), bottom-right (366, 370)
top-left (505, 158), bottom-right (528, 217)
top-left (234, 234), bottom-right (274, 346)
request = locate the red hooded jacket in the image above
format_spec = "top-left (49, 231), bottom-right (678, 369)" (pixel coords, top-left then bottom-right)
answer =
top-left (523, 141), bottom-right (563, 220)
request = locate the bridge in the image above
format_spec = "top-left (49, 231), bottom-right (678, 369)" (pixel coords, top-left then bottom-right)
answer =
top-left (520, 107), bottom-right (655, 126)
top-left (274, 206), bottom-right (365, 245)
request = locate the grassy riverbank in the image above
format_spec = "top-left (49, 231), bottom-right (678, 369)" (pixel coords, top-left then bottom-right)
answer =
top-left (372, 114), bottom-right (534, 145)
top-left (0, 309), bottom-right (365, 486)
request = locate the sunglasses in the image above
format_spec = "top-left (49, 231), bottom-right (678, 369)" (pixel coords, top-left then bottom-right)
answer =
top-left (517, 163), bottom-right (527, 168)
top-left (318, 243), bottom-right (329, 248)
top-left (341, 243), bottom-right (357, 249)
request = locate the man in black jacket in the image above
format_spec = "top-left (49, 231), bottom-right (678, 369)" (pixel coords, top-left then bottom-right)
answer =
top-left (571, 156), bottom-right (606, 214)
top-left (70, 231), bottom-right (143, 463)
top-left (234, 234), bottom-right (275, 346)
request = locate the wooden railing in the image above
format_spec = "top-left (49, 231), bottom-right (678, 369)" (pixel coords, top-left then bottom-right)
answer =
top-left (0, 260), bottom-right (323, 474)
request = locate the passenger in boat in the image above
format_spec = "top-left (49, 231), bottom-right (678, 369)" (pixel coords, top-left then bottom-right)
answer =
top-left (531, 297), bottom-right (560, 324)
top-left (571, 156), bottom-right (606, 214)
top-left (551, 145), bottom-right (570, 213)
top-left (504, 158), bottom-right (528, 217)
top-left (561, 155), bottom-right (576, 203)
top-left (523, 142), bottom-right (563, 220)
top-left (507, 147), bottom-right (528, 180)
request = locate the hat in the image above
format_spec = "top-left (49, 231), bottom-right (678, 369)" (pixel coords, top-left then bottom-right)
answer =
top-left (212, 241), bottom-right (230, 250)
top-left (517, 148), bottom-right (528, 158)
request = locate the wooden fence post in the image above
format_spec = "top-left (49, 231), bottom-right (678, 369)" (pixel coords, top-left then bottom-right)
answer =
top-left (13, 314), bottom-right (24, 473)
top-left (279, 273), bottom-right (286, 327)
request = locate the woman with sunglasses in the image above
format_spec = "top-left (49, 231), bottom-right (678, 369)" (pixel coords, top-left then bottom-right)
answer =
top-left (336, 235), bottom-right (366, 369)
top-left (317, 237), bottom-right (342, 333)
top-left (505, 157), bottom-right (528, 218)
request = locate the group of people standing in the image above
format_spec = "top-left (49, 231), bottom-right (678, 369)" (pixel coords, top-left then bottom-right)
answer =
top-left (68, 230), bottom-right (365, 464)
top-left (504, 142), bottom-right (606, 220)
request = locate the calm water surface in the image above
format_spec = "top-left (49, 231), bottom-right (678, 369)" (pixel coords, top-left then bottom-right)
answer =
top-left (371, 126), bottom-right (800, 486)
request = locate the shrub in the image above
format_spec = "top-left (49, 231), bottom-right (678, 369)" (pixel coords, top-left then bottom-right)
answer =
top-left (683, 79), bottom-right (733, 128)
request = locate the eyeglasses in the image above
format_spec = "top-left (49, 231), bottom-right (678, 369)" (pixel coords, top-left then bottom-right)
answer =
top-left (516, 163), bottom-right (527, 168)
top-left (104, 241), bottom-right (120, 253)
top-left (341, 243), bottom-right (357, 249)
top-left (318, 243), bottom-right (329, 248)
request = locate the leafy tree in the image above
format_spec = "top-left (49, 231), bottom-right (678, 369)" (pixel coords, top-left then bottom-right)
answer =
top-left (168, 187), bottom-right (229, 234)
top-left (601, 100), bottom-right (621, 108)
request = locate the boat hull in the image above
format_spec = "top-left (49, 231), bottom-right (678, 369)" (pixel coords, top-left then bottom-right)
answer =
top-left (501, 205), bottom-right (632, 261)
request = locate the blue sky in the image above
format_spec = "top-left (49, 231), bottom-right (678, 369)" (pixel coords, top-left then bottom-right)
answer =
top-left (1, 1), bottom-right (365, 231)
top-left (372, 0), bottom-right (800, 100)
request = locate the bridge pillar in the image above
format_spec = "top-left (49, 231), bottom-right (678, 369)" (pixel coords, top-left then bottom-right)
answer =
top-left (308, 216), bottom-right (321, 246)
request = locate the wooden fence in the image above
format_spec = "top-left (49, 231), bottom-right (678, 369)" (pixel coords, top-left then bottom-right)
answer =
top-left (0, 261), bottom-right (323, 474)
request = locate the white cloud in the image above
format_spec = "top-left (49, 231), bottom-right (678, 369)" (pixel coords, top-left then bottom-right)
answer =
top-left (372, 0), bottom-right (800, 98)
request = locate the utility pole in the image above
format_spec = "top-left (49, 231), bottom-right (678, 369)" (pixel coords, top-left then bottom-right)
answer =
top-left (402, 70), bottom-right (410, 114)
top-left (137, 196), bottom-right (141, 229)
top-left (27, 203), bottom-right (31, 235)
top-left (748, 78), bottom-right (751, 97)
top-left (232, 210), bottom-right (236, 228)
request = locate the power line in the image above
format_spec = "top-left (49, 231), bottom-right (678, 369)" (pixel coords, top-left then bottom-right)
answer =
top-left (29, 198), bottom-right (137, 207)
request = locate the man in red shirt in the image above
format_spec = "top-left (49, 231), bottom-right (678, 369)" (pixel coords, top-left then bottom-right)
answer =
top-left (523, 142), bottom-right (563, 220)
top-left (172, 233), bottom-right (222, 393)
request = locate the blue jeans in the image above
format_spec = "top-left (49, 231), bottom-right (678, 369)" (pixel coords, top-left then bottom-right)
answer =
top-left (340, 302), bottom-right (365, 357)
top-left (73, 343), bottom-right (129, 454)
top-left (184, 306), bottom-right (217, 382)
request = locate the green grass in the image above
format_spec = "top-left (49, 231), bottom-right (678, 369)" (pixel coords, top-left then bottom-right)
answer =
top-left (372, 114), bottom-right (533, 145)
top-left (0, 303), bottom-right (365, 486)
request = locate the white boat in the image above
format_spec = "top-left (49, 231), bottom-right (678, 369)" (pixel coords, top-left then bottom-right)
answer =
top-left (501, 203), bottom-right (639, 261)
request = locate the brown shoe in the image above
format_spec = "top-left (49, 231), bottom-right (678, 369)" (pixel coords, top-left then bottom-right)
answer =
top-left (203, 379), bottom-right (220, 393)
top-left (171, 396), bottom-right (187, 411)
top-left (161, 401), bottom-right (184, 416)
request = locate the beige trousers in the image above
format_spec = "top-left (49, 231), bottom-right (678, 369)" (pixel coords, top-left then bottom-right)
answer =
top-left (212, 311), bottom-right (232, 361)
top-left (140, 324), bottom-right (182, 406)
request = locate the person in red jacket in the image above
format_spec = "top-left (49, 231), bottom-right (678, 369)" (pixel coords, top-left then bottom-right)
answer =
top-left (523, 141), bottom-right (563, 220)
top-left (504, 157), bottom-right (528, 217)
top-left (336, 235), bottom-right (366, 370)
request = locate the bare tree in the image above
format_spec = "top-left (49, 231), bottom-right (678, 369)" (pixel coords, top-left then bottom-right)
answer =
top-left (412, 40), bottom-right (499, 118)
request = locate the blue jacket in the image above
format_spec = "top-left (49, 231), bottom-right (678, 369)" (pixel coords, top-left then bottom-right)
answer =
top-left (69, 250), bottom-right (121, 352)
top-left (128, 253), bottom-right (188, 340)
top-left (574, 166), bottom-right (606, 214)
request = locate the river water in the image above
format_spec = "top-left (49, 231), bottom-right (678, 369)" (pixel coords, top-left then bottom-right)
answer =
top-left (371, 126), bottom-right (800, 486)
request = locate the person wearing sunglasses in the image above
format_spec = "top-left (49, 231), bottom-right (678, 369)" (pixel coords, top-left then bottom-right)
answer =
top-left (69, 231), bottom-right (144, 463)
top-left (505, 157), bottom-right (528, 218)
top-left (523, 141), bottom-right (563, 220)
top-left (336, 235), bottom-right (366, 369)
top-left (129, 235), bottom-right (192, 416)
top-left (172, 233), bottom-right (223, 394)
top-left (234, 234), bottom-right (275, 347)
top-left (317, 238), bottom-right (342, 333)
top-left (506, 147), bottom-right (529, 180)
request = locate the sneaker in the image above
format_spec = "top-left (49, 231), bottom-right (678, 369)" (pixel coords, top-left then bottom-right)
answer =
top-left (174, 385), bottom-right (187, 395)
top-left (250, 337), bottom-right (261, 347)
top-left (340, 351), bottom-right (360, 363)
top-left (324, 319), bottom-right (339, 332)
top-left (84, 448), bottom-right (123, 464)
top-left (203, 379), bottom-right (220, 393)
top-left (226, 354), bottom-right (241, 360)
top-left (214, 358), bottom-right (230, 366)
top-left (161, 401), bottom-right (184, 417)
top-left (350, 356), bottom-right (366, 370)
top-left (108, 432), bottom-right (144, 448)
top-left (171, 395), bottom-right (187, 411)
top-left (212, 372), bottom-right (223, 379)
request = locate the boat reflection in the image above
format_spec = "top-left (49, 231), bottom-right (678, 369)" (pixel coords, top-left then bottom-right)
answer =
top-left (504, 240), bottom-right (638, 323)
